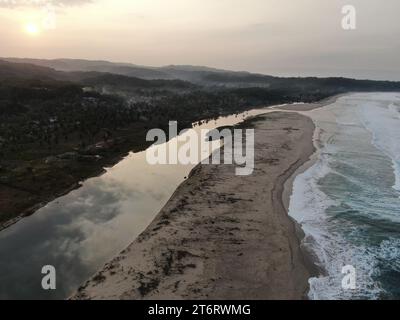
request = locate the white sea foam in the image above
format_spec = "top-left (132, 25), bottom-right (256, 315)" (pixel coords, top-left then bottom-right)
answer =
top-left (388, 103), bottom-right (400, 119)
top-left (359, 97), bottom-right (400, 192)
top-left (289, 149), bottom-right (382, 299)
top-left (288, 93), bottom-right (400, 299)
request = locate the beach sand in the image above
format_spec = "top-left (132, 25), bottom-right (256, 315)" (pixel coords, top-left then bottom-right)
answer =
top-left (72, 111), bottom-right (318, 300)
top-left (277, 94), bottom-right (343, 112)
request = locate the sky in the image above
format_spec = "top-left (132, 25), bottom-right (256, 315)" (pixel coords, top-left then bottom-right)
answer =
top-left (0, 0), bottom-right (399, 80)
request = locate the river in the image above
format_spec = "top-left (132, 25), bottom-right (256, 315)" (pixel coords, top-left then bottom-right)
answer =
top-left (0, 107), bottom-right (274, 299)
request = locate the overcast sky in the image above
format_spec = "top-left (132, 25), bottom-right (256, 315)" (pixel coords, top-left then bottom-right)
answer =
top-left (1, 0), bottom-right (399, 80)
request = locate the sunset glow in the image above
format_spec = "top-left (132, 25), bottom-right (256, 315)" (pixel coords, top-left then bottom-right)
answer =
top-left (24, 22), bottom-right (40, 36)
top-left (0, 0), bottom-right (399, 80)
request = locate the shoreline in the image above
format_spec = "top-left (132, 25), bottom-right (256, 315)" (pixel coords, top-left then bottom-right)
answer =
top-left (280, 95), bottom-right (343, 283)
top-left (72, 110), bottom-right (319, 300)
top-left (281, 125), bottom-right (325, 282)
top-left (278, 93), bottom-right (342, 210)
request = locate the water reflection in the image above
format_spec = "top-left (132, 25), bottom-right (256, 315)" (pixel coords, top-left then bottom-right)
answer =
top-left (0, 108), bottom-right (272, 299)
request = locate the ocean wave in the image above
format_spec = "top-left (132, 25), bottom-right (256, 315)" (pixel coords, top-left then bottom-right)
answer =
top-left (289, 153), bottom-right (383, 299)
top-left (388, 103), bottom-right (400, 119)
top-left (289, 93), bottom-right (400, 300)
top-left (359, 100), bottom-right (400, 193)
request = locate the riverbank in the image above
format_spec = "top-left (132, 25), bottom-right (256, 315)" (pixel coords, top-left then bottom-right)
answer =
top-left (0, 129), bottom-right (152, 232)
top-left (72, 111), bottom-right (317, 300)
top-left (0, 106), bottom-right (270, 232)
top-left (0, 98), bottom-right (319, 232)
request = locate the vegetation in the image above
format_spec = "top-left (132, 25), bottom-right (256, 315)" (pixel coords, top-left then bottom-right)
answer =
top-left (1, 58), bottom-right (400, 226)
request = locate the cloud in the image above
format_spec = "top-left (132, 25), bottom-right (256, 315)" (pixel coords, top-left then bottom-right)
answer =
top-left (0, 0), bottom-right (93, 8)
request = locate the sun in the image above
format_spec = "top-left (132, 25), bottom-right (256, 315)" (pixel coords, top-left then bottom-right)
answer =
top-left (24, 23), bottom-right (40, 36)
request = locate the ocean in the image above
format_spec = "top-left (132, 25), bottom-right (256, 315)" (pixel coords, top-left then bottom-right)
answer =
top-left (289, 92), bottom-right (400, 299)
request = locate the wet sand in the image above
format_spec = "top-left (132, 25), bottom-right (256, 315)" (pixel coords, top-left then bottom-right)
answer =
top-left (72, 111), bottom-right (318, 300)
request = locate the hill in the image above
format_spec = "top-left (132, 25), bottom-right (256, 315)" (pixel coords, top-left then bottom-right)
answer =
top-left (4, 58), bottom-right (400, 93)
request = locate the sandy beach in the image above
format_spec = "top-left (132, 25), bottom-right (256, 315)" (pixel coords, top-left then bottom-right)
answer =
top-left (72, 110), bottom-right (318, 300)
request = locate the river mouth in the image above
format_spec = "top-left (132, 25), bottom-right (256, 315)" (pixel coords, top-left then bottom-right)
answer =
top-left (0, 107), bottom-right (274, 300)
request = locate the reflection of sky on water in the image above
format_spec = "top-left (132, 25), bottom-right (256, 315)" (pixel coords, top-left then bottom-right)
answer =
top-left (0, 107), bottom-right (271, 299)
